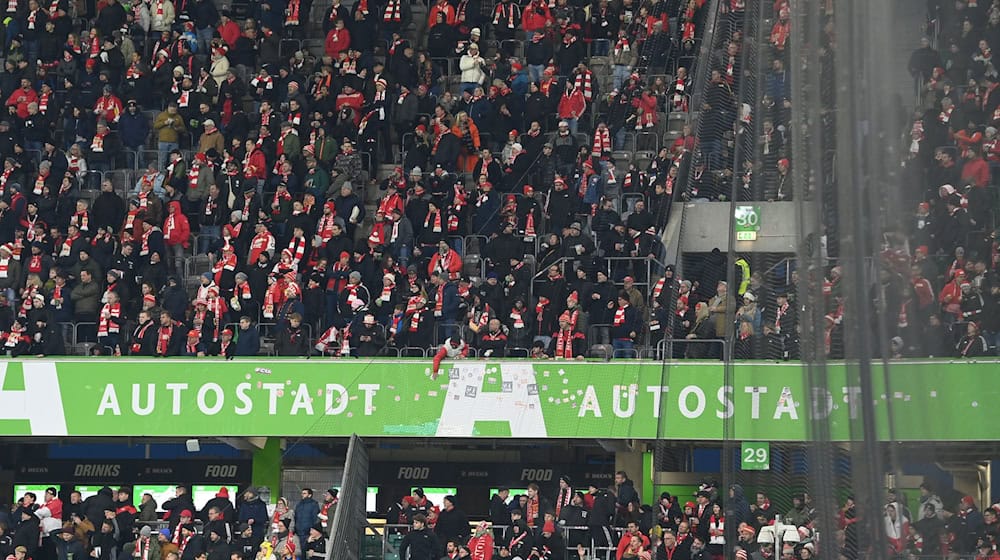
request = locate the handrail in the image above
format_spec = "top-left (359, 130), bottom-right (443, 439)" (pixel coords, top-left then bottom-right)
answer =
top-left (374, 523), bottom-right (628, 560)
top-left (529, 255), bottom-right (667, 305)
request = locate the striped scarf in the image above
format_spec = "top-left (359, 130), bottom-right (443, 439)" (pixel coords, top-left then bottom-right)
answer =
top-left (383, 0), bottom-right (401, 22)
top-left (591, 128), bottom-right (610, 157)
top-left (492, 2), bottom-right (516, 28)
top-left (574, 70), bottom-right (593, 102)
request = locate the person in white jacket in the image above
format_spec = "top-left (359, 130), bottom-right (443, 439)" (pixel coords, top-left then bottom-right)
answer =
top-left (209, 48), bottom-right (230, 87)
top-left (459, 44), bottom-right (487, 92)
top-left (149, 0), bottom-right (176, 33)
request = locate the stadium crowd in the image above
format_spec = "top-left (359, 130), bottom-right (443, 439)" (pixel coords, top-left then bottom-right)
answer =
top-left (2, 477), bottom-right (998, 560)
top-left (0, 0), bottom-right (990, 362)
top-left (0, 0), bottom-right (733, 360)
top-left (892, 0), bottom-right (1000, 358)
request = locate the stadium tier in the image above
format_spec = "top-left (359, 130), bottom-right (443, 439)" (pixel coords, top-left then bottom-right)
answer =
top-left (1, 0), bottom-right (999, 559)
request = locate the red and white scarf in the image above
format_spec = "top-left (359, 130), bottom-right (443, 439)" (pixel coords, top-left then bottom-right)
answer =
top-left (72, 211), bottom-right (89, 231)
top-left (285, 0), bottom-right (300, 24)
top-left (613, 304), bottom-right (627, 326)
top-left (98, 302), bottom-right (121, 336)
top-left (424, 209), bottom-right (442, 233)
top-left (591, 128), bottom-right (610, 157)
top-left (574, 70), bottom-right (593, 102)
top-left (492, 2), bottom-right (516, 28)
top-left (90, 131), bottom-right (107, 152)
top-left (383, 0), bottom-right (402, 22)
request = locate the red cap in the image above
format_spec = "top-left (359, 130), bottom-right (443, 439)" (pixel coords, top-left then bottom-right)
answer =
top-left (216, 487), bottom-right (229, 498)
top-left (180, 510), bottom-right (193, 517)
top-left (339, 251), bottom-right (350, 260)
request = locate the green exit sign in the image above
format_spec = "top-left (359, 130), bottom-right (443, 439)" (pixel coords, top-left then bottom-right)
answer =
top-left (741, 442), bottom-right (770, 470)
top-left (735, 205), bottom-right (761, 241)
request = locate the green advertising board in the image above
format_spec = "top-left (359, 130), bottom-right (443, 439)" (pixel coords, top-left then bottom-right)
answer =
top-left (0, 359), bottom-right (994, 441)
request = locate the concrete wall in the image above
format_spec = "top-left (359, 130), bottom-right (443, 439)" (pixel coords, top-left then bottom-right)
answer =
top-left (679, 201), bottom-right (810, 254)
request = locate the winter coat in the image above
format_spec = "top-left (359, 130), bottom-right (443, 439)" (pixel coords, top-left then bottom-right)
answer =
top-left (293, 498), bottom-right (319, 538)
top-left (398, 528), bottom-right (440, 560)
top-left (164, 201), bottom-right (191, 248)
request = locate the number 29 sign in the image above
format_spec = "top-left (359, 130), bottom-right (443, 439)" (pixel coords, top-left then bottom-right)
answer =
top-left (740, 441), bottom-right (770, 471)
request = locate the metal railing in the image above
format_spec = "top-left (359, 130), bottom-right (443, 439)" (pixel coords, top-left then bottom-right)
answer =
top-left (370, 523), bottom-right (630, 560)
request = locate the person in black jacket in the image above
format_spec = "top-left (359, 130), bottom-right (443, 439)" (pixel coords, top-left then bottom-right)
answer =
top-left (201, 487), bottom-right (235, 526)
top-left (724, 485), bottom-right (752, 546)
top-left (557, 492), bottom-right (589, 549)
top-left (178, 524), bottom-right (206, 560)
top-left (275, 313), bottom-right (309, 356)
top-left (434, 496), bottom-right (469, 548)
top-left (614, 472), bottom-right (638, 514)
top-left (489, 489), bottom-right (512, 541)
top-left (610, 293), bottom-right (640, 355)
top-left (587, 484), bottom-right (615, 548)
top-left (12, 511), bottom-right (40, 557)
top-left (398, 514), bottom-right (439, 560)
top-left (82, 487), bottom-right (115, 529)
top-left (54, 528), bottom-right (86, 560)
top-left (302, 524), bottom-right (326, 560)
top-left (154, 312), bottom-right (189, 357)
top-left (91, 519), bottom-right (119, 560)
top-left (162, 486), bottom-right (196, 533)
top-left (203, 506), bottom-right (232, 544)
top-left (232, 524), bottom-right (256, 560)
top-left (350, 313), bottom-right (386, 356)
top-left (205, 528), bottom-right (230, 560)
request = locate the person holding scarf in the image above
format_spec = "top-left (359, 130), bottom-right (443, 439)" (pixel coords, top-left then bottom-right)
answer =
top-left (547, 311), bottom-right (585, 359)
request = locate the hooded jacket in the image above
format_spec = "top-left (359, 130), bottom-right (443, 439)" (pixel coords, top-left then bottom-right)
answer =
top-left (724, 485), bottom-right (752, 543)
top-left (164, 201), bottom-right (191, 248)
top-left (83, 487), bottom-right (116, 527)
top-left (201, 487), bottom-right (235, 524)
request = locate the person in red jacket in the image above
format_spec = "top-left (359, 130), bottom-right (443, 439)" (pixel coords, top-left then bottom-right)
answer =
top-left (467, 521), bottom-right (493, 560)
top-left (557, 82), bottom-right (586, 135)
top-left (521, 0), bottom-right (551, 33)
top-left (325, 19), bottom-right (351, 59)
top-left (633, 89), bottom-right (659, 130)
top-left (616, 520), bottom-right (650, 560)
top-left (336, 84), bottom-right (365, 118)
top-left (6, 78), bottom-right (38, 120)
top-left (427, 240), bottom-right (462, 280)
top-left (961, 145), bottom-right (991, 188)
top-left (431, 336), bottom-right (468, 378)
top-left (427, 0), bottom-right (455, 28)
top-left (163, 200), bottom-right (191, 273)
top-left (217, 12), bottom-right (242, 48)
top-left (42, 487), bottom-right (63, 520)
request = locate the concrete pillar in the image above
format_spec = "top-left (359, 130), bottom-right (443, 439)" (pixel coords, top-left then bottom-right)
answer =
top-left (616, 450), bottom-right (645, 501)
top-left (251, 438), bottom-right (282, 504)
